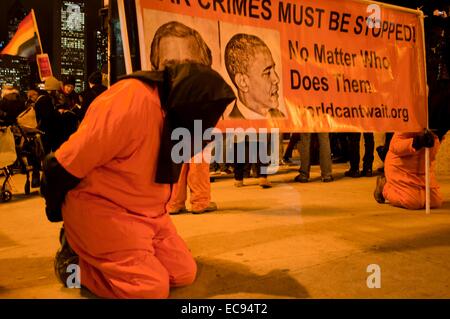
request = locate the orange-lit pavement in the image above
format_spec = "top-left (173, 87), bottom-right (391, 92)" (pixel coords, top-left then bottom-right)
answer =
top-left (1, 164), bottom-right (450, 299)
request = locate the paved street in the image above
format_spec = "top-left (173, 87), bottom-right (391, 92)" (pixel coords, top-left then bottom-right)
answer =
top-left (0, 164), bottom-right (449, 299)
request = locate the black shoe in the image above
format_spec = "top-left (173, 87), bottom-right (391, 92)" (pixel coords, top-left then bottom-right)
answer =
top-left (361, 168), bottom-right (373, 177)
top-left (344, 169), bottom-right (361, 178)
top-left (374, 175), bottom-right (386, 204)
top-left (54, 228), bottom-right (79, 287)
top-left (294, 174), bottom-right (309, 183)
top-left (322, 176), bottom-right (334, 183)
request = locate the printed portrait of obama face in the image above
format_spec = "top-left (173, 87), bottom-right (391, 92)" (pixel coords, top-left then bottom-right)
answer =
top-left (224, 33), bottom-right (283, 119)
top-left (150, 21), bottom-right (212, 71)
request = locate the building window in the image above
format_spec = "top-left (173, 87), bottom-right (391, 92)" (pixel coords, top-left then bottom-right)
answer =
top-left (61, 0), bottom-right (86, 91)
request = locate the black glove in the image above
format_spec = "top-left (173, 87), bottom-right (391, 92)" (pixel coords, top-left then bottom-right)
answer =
top-left (412, 131), bottom-right (435, 151)
top-left (41, 153), bottom-right (81, 222)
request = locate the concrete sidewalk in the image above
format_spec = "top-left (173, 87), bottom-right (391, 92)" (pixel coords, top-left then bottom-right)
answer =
top-left (0, 164), bottom-right (449, 299)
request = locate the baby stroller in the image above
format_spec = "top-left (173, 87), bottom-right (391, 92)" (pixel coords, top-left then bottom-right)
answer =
top-left (0, 109), bottom-right (45, 202)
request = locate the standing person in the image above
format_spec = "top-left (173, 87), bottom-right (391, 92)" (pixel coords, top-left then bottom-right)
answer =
top-left (283, 133), bottom-right (300, 163)
top-left (22, 88), bottom-right (42, 187)
top-left (344, 133), bottom-right (374, 178)
top-left (0, 85), bottom-right (25, 124)
top-left (25, 89), bottom-right (39, 108)
top-left (294, 133), bottom-right (333, 183)
top-left (60, 76), bottom-right (80, 112)
top-left (34, 76), bottom-right (61, 154)
top-left (79, 71), bottom-right (107, 121)
top-left (49, 76), bottom-right (80, 149)
top-left (42, 62), bottom-right (235, 298)
top-left (232, 131), bottom-right (272, 188)
top-left (150, 21), bottom-right (218, 215)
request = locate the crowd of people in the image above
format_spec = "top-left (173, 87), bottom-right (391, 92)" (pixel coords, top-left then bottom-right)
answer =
top-left (0, 70), bottom-right (107, 187)
top-left (1, 70), bottom-right (107, 150)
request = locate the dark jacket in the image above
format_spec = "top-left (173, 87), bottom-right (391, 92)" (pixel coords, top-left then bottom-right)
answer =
top-left (0, 93), bottom-right (25, 124)
top-left (80, 84), bottom-right (107, 120)
top-left (34, 92), bottom-right (58, 154)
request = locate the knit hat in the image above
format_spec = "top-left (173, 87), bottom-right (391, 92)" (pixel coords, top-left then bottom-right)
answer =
top-left (44, 76), bottom-right (61, 91)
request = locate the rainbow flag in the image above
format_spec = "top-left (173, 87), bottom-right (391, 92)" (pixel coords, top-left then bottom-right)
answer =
top-left (1, 10), bottom-right (42, 58)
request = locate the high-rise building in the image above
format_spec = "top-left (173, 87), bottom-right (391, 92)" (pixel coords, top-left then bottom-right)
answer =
top-left (1, 0), bottom-right (104, 92)
top-left (0, 55), bottom-right (31, 90)
top-left (96, 7), bottom-right (108, 71)
top-left (60, 0), bottom-right (86, 91)
top-left (0, 0), bottom-right (32, 92)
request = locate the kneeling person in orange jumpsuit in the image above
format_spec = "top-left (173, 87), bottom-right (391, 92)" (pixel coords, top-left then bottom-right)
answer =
top-left (41, 63), bottom-right (235, 298)
top-left (374, 131), bottom-right (443, 210)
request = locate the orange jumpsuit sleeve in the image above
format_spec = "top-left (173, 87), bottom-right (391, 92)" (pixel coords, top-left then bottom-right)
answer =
top-left (388, 135), bottom-right (416, 157)
top-left (55, 80), bottom-right (158, 178)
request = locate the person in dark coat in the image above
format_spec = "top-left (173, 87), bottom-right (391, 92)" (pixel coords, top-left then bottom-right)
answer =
top-left (0, 85), bottom-right (25, 125)
top-left (79, 71), bottom-right (107, 121)
top-left (60, 76), bottom-right (80, 112)
top-left (34, 77), bottom-right (61, 154)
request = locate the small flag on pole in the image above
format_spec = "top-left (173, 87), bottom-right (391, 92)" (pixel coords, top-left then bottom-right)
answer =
top-left (1, 9), bottom-right (43, 58)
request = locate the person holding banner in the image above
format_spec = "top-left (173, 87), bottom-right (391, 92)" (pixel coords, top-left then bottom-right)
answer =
top-left (373, 131), bottom-right (443, 210)
top-left (295, 133), bottom-right (333, 183)
top-left (150, 21), bottom-right (218, 215)
top-left (344, 133), bottom-right (375, 178)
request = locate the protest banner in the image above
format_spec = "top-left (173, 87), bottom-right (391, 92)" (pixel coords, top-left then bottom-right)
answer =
top-left (36, 53), bottom-right (53, 80)
top-left (131, 0), bottom-right (427, 132)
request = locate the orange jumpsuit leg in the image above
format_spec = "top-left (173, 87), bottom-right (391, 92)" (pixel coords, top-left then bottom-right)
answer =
top-left (187, 162), bottom-right (211, 211)
top-left (166, 163), bottom-right (189, 212)
top-left (153, 215), bottom-right (197, 287)
top-left (430, 188), bottom-right (444, 208)
top-left (383, 182), bottom-right (443, 210)
top-left (383, 182), bottom-right (424, 210)
top-left (75, 214), bottom-right (196, 299)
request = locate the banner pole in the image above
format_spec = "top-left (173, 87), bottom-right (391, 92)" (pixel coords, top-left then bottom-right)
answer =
top-left (419, 10), bottom-right (431, 215)
top-left (135, 0), bottom-right (148, 70)
top-left (31, 9), bottom-right (43, 54)
top-left (425, 148), bottom-right (430, 214)
top-left (117, 0), bottom-right (132, 74)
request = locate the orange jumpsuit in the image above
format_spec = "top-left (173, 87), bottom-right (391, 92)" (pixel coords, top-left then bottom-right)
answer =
top-left (383, 133), bottom-right (443, 210)
top-left (55, 79), bottom-right (196, 298)
top-left (166, 162), bottom-right (211, 212)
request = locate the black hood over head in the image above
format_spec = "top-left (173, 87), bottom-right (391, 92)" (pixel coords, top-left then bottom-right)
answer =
top-left (120, 63), bottom-right (236, 184)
